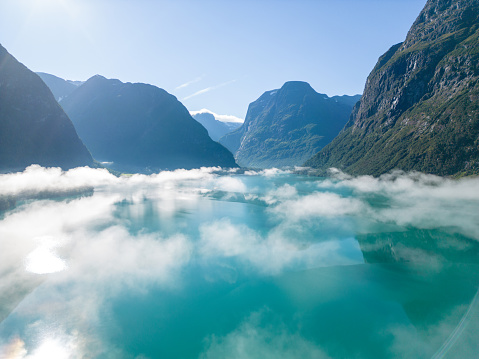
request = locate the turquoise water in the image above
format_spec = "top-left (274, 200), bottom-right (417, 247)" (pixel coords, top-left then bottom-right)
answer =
top-left (0, 167), bottom-right (478, 358)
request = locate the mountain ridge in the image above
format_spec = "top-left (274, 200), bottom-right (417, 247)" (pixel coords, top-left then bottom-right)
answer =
top-left (60, 75), bottom-right (238, 172)
top-left (36, 72), bottom-right (83, 102)
top-left (305, 0), bottom-right (479, 177)
top-left (0, 44), bottom-right (94, 172)
top-left (191, 110), bottom-right (241, 141)
top-left (220, 81), bottom-right (360, 168)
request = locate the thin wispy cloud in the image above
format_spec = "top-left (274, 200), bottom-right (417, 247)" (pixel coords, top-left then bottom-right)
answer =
top-left (183, 80), bottom-right (237, 101)
top-left (175, 75), bottom-right (205, 91)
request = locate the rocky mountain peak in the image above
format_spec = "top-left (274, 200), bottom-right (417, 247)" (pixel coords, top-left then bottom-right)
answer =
top-left (305, 0), bottom-right (479, 176)
top-left (402, 0), bottom-right (479, 50)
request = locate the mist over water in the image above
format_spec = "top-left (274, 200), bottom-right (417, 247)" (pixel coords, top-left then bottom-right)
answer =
top-left (0, 166), bottom-right (478, 358)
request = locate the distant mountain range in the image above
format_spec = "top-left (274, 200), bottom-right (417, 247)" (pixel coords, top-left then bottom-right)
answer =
top-left (59, 75), bottom-right (237, 172)
top-left (191, 110), bottom-right (242, 141)
top-left (0, 44), bottom-right (94, 172)
top-left (220, 81), bottom-right (360, 168)
top-left (306, 0), bottom-right (479, 177)
top-left (36, 72), bottom-right (83, 102)
top-left (5, 0), bottom-right (477, 177)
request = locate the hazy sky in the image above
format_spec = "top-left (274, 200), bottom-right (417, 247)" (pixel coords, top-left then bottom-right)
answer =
top-left (0, 0), bottom-right (427, 119)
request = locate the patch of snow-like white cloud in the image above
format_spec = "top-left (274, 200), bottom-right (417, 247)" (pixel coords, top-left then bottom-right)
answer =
top-left (271, 192), bottom-right (364, 221)
top-left (190, 108), bottom-right (244, 123)
top-left (0, 165), bottom-right (223, 197)
top-left (318, 169), bottom-right (479, 240)
top-left (260, 184), bottom-right (298, 205)
top-left (198, 218), bottom-right (361, 275)
top-left (244, 168), bottom-right (292, 176)
top-left (214, 176), bottom-right (247, 193)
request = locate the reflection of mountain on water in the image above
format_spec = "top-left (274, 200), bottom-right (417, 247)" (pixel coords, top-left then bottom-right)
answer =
top-left (357, 229), bottom-right (479, 265)
top-left (0, 187), bottom-right (94, 213)
top-left (356, 229), bottom-right (479, 350)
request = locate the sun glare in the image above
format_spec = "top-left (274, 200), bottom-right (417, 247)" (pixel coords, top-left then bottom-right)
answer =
top-left (30, 338), bottom-right (70, 359)
top-left (25, 237), bottom-right (67, 274)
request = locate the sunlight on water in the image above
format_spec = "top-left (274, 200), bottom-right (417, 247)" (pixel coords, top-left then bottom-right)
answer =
top-left (30, 338), bottom-right (71, 359)
top-left (24, 237), bottom-right (67, 274)
top-left (0, 337), bottom-right (27, 359)
top-left (1, 166), bottom-right (479, 358)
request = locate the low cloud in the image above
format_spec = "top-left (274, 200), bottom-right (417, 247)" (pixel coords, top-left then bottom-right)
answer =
top-left (214, 176), bottom-right (247, 193)
top-left (199, 218), bottom-right (361, 275)
top-left (0, 165), bottom-right (222, 198)
top-left (272, 192), bottom-right (364, 221)
top-left (318, 169), bottom-right (479, 240)
top-left (261, 184), bottom-right (298, 205)
top-left (244, 168), bottom-right (292, 176)
top-left (200, 309), bottom-right (331, 359)
top-left (190, 109), bottom-right (244, 123)
top-left (1, 166), bottom-right (478, 357)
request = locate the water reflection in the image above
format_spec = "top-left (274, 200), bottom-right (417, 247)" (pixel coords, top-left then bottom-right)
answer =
top-left (0, 167), bottom-right (478, 358)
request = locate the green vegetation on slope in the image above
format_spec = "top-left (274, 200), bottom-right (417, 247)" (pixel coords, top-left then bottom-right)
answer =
top-left (306, 0), bottom-right (479, 177)
top-left (220, 81), bottom-right (359, 168)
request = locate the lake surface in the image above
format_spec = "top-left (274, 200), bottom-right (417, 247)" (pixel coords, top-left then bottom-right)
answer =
top-left (1, 166), bottom-right (479, 358)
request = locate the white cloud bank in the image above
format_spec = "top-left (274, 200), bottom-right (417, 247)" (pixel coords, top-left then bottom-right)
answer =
top-left (317, 169), bottom-right (479, 240)
top-left (0, 166), bottom-right (478, 358)
top-left (199, 218), bottom-right (361, 275)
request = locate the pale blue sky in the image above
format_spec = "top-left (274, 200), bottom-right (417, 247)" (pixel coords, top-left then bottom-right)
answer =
top-left (0, 0), bottom-right (427, 119)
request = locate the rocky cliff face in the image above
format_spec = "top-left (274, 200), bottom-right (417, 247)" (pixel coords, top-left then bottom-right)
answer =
top-left (220, 81), bottom-right (359, 168)
top-left (61, 75), bottom-right (237, 172)
top-left (0, 45), bottom-right (94, 172)
top-left (306, 0), bottom-right (479, 176)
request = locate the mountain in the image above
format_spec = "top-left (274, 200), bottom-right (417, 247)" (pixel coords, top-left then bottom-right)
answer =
top-left (331, 94), bottom-right (362, 108)
top-left (60, 75), bottom-right (238, 172)
top-left (219, 81), bottom-right (359, 168)
top-left (36, 72), bottom-right (83, 102)
top-left (191, 111), bottom-right (242, 141)
top-left (0, 44), bottom-right (94, 172)
top-left (305, 0), bottom-right (479, 177)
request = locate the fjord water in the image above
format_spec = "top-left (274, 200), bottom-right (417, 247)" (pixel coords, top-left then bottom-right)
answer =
top-left (0, 167), bottom-right (479, 358)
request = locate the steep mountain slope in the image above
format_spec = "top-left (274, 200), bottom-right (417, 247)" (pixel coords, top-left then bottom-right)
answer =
top-left (60, 75), bottom-right (237, 172)
top-left (219, 81), bottom-right (359, 168)
top-left (0, 44), bottom-right (94, 172)
top-left (36, 72), bottom-right (83, 102)
top-left (192, 111), bottom-right (241, 141)
top-left (306, 0), bottom-right (479, 176)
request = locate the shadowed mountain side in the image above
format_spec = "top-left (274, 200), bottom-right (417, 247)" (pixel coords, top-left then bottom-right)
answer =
top-left (0, 45), bottom-right (94, 173)
top-left (36, 72), bottom-right (83, 102)
top-left (192, 112), bottom-right (241, 141)
top-left (60, 75), bottom-right (238, 172)
top-left (220, 81), bottom-right (359, 168)
top-left (305, 0), bottom-right (479, 177)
